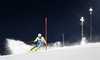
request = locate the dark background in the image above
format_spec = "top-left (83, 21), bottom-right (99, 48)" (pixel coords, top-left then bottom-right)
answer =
top-left (0, 0), bottom-right (100, 55)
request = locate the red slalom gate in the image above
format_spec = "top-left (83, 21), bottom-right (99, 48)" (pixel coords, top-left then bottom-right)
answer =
top-left (45, 17), bottom-right (47, 51)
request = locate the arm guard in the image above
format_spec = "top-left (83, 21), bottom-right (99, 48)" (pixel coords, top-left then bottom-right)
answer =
top-left (34, 37), bottom-right (38, 42)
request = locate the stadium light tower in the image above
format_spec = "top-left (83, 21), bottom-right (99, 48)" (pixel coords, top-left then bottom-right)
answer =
top-left (89, 7), bottom-right (93, 42)
top-left (80, 17), bottom-right (84, 40)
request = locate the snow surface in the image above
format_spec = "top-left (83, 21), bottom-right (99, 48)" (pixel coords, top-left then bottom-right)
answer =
top-left (1, 42), bottom-right (100, 60)
top-left (6, 39), bottom-right (33, 54)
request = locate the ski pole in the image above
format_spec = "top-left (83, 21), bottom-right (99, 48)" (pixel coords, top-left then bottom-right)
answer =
top-left (19, 41), bottom-right (34, 45)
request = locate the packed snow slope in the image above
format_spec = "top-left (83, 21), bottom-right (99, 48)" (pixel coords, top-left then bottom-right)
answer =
top-left (1, 43), bottom-right (100, 60)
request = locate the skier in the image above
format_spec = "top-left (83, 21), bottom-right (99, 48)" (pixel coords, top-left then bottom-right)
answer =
top-left (29, 33), bottom-right (47, 52)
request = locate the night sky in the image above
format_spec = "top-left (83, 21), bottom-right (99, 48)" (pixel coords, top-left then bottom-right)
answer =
top-left (0, 0), bottom-right (100, 55)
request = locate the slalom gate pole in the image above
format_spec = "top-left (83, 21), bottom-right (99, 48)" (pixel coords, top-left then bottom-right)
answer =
top-left (62, 33), bottom-right (65, 47)
top-left (45, 17), bottom-right (47, 51)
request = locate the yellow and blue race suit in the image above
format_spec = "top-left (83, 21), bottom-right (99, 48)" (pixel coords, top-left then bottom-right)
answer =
top-left (29, 37), bottom-right (46, 52)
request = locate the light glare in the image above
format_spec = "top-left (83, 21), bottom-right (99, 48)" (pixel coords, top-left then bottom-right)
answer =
top-left (80, 17), bottom-right (84, 22)
top-left (89, 7), bottom-right (93, 12)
